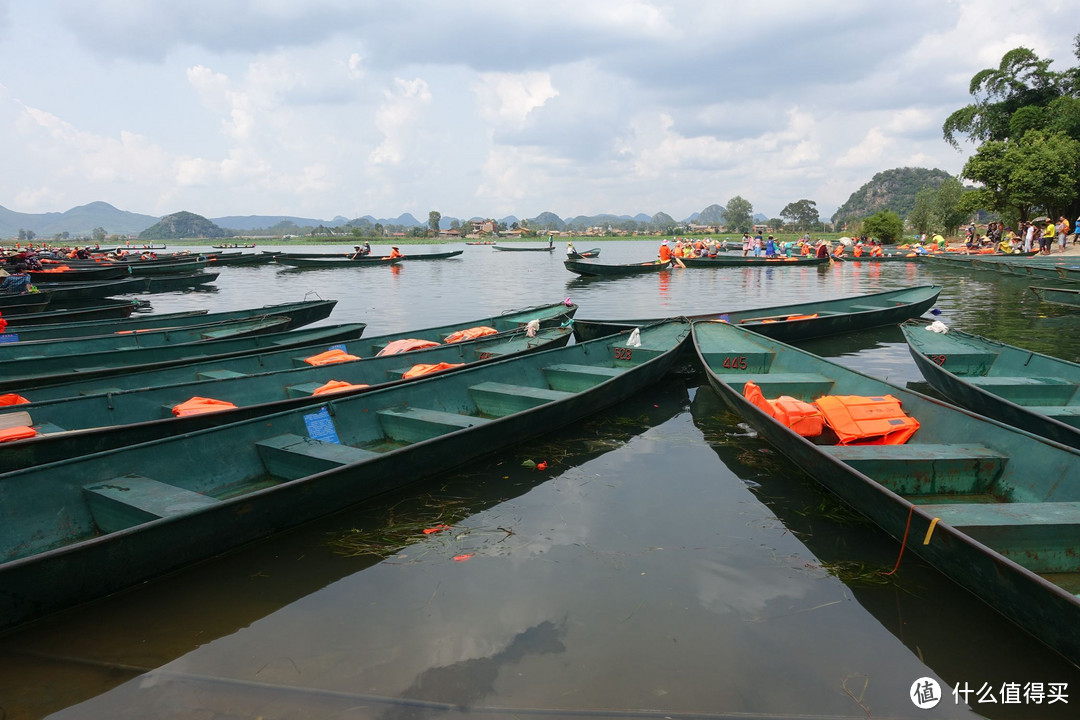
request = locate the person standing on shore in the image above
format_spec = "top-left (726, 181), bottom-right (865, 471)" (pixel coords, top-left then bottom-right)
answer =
top-left (1042, 220), bottom-right (1055, 255)
top-left (1058, 217), bottom-right (1069, 253)
top-left (1023, 222), bottom-right (1035, 253)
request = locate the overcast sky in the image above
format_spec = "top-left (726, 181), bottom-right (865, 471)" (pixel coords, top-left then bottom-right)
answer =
top-left (0, 1), bottom-right (1075, 222)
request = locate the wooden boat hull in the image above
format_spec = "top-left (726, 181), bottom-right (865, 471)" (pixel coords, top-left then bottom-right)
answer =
top-left (0, 299), bottom-right (336, 342)
top-left (143, 272), bottom-right (218, 292)
top-left (1056, 266), bottom-right (1080, 283)
top-left (564, 259), bottom-right (671, 276)
top-left (274, 250), bottom-right (463, 262)
top-left (1030, 285), bottom-right (1080, 307)
top-left (28, 266), bottom-right (132, 282)
top-left (566, 248), bottom-right (601, 259)
top-left (276, 256), bottom-right (403, 268)
top-left (902, 319), bottom-right (1080, 450)
top-left (0, 327), bottom-right (574, 472)
top-left (0, 320), bottom-right (689, 630)
top-left (0, 296), bottom-right (50, 315)
top-left (840, 253), bottom-right (921, 262)
top-left (0, 316), bottom-right (291, 361)
top-left (127, 260), bottom-right (207, 275)
top-left (0, 323), bottom-right (368, 390)
top-left (573, 286), bottom-right (941, 342)
top-left (30, 277), bottom-right (149, 300)
top-left (205, 253), bottom-right (278, 266)
top-left (682, 256), bottom-right (830, 267)
top-left (693, 320), bottom-right (1080, 665)
top-left (2, 302), bottom-right (138, 326)
top-left (492, 245), bottom-right (555, 252)
top-left (9, 301), bottom-right (575, 400)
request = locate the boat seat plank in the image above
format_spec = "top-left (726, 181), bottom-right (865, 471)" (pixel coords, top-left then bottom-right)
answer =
top-left (79, 387), bottom-right (122, 396)
top-left (822, 443), bottom-right (1007, 496)
top-left (196, 369), bottom-right (248, 380)
top-left (713, 372), bottom-right (835, 401)
top-left (377, 407), bottom-right (490, 443)
top-left (256, 433), bottom-right (380, 480)
top-left (910, 331), bottom-right (1000, 374)
top-left (285, 381), bottom-right (331, 398)
top-left (469, 381), bottom-right (573, 417)
top-left (544, 363), bottom-right (624, 392)
top-left (966, 376), bottom-right (1077, 405)
top-left (921, 500), bottom-right (1080, 573)
top-left (1024, 405), bottom-right (1080, 429)
top-left (846, 304), bottom-right (888, 311)
top-left (32, 422), bottom-right (65, 434)
top-left (83, 475), bottom-right (220, 533)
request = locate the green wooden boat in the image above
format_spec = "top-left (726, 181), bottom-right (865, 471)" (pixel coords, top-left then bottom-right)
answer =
top-left (572, 285), bottom-right (941, 342)
top-left (0, 316), bottom-right (291, 362)
top-left (1055, 265), bottom-right (1080, 283)
top-left (0, 296), bottom-right (50, 315)
top-left (274, 250), bottom-right (463, 262)
top-left (565, 248), bottom-right (601, 259)
top-left (563, 259), bottom-right (672, 277)
top-left (0, 322), bottom-right (368, 390)
top-left (1030, 285), bottom-right (1080, 307)
top-left (0, 299), bottom-right (337, 342)
top-left (2, 301), bottom-right (140, 326)
top-left (30, 277), bottom-right (149, 300)
top-left (681, 255), bottom-right (830, 267)
top-left (902, 319), bottom-right (1080, 450)
top-left (126, 259), bottom-right (207, 275)
top-left (0, 319), bottom-right (688, 630)
top-left (205, 253), bottom-right (279, 267)
top-left (28, 265), bottom-right (132, 282)
top-left (693, 320), bottom-right (1080, 665)
top-left (276, 256), bottom-right (403, 269)
top-left (0, 326), bottom-right (574, 472)
top-left (972, 259), bottom-right (1070, 279)
top-left (9, 301), bottom-right (575, 400)
top-left (493, 244), bottom-right (555, 252)
top-left (143, 272), bottom-right (218, 292)
top-left (840, 253), bottom-right (921, 262)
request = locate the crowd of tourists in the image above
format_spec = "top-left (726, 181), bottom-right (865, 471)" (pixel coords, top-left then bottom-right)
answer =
top-left (656, 232), bottom-right (891, 262)
top-left (961, 217), bottom-right (1079, 255)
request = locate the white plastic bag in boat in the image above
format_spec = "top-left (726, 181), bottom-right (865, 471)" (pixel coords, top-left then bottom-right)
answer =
top-left (525, 319), bottom-right (540, 338)
top-left (926, 320), bottom-right (949, 333)
top-left (626, 328), bottom-right (642, 347)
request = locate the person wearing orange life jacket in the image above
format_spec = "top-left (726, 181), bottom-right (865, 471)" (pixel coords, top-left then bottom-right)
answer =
top-left (389, 246), bottom-right (404, 259)
top-left (658, 239), bottom-right (672, 263)
top-left (870, 244), bottom-right (883, 257)
top-left (831, 242), bottom-right (845, 259)
top-left (852, 242), bottom-right (863, 258)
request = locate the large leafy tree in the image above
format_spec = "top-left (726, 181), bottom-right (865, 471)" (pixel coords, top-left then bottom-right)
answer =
top-left (931, 177), bottom-right (969, 235)
top-left (428, 210), bottom-right (442, 235)
top-left (779, 199), bottom-right (819, 231)
top-left (946, 36), bottom-right (1080, 221)
top-left (723, 196), bottom-right (753, 232)
top-left (907, 187), bottom-right (934, 236)
top-left (861, 210), bottom-right (904, 243)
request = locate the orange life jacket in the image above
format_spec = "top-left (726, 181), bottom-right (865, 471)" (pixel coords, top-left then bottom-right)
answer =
top-left (444, 326), bottom-right (498, 344)
top-left (0, 393), bottom-right (30, 405)
top-left (402, 362), bottom-right (465, 379)
top-left (870, 246), bottom-right (883, 257)
top-left (853, 246), bottom-right (863, 257)
top-left (171, 397), bottom-right (238, 417)
top-left (813, 394), bottom-right (919, 445)
top-left (376, 339), bottom-right (441, 357)
top-left (0, 425), bottom-right (36, 443)
top-left (742, 381), bottom-right (823, 437)
top-left (311, 380), bottom-right (371, 396)
top-left (304, 348), bottom-right (362, 365)
top-left (658, 245), bottom-right (672, 262)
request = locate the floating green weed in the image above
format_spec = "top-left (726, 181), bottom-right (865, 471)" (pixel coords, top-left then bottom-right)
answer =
top-left (328, 494), bottom-right (472, 558)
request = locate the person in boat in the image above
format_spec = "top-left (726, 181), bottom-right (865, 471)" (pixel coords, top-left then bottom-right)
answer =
top-left (349, 243), bottom-right (371, 260)
top-left (996, 233), bottom-right (1014, 254)
top-left (815, 240), bottom-right (829, 259)
top-left (741, 233), bottom-right (751, 257)
top-left (764, 236), bottom-right (776, 257)
top-left (658, 238), bottom-right (672, 263)
top-left (566, 241), bottom-right (577, 257)
top-left (548, 235), bottom-right (554, 249)
top-left (389, 246), bottom-right (404, 259)
top-left (0, 264), bottom-right (32, 294)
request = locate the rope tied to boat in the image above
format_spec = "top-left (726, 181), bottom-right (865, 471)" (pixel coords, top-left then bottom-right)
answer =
top-left (882, 505), bottom-right (941, 576)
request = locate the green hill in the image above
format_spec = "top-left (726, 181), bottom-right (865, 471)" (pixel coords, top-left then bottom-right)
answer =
top-left (832, 167), bottom-right (954, 224)
top-left (138, 211), bottom-right (229, 240)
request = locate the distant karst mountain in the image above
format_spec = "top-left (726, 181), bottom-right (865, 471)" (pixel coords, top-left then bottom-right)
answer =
top-left (0, 201), bottom-right (159, 237)
top-left (832, 167), bottom-right (954, 224)
top-left (138, 211), bottom-right (229, 240)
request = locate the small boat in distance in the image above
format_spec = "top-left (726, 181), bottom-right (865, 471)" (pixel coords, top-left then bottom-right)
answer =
top-left (564, 259), bottom-right (671, 277)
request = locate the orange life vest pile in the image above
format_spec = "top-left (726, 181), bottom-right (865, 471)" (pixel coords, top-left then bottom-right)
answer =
top-left (376, 339), bottom-right (440, 356)
top-left (304, 348), bottom-right (361, 366)
top-left (742, 381), bottom-right (920, 444)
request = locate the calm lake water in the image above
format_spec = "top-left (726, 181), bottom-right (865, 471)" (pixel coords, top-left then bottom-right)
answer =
top-left (4, 241), bottom-right (1080, 719)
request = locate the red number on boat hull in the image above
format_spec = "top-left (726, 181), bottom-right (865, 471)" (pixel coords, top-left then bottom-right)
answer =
top-left (931, 354), bottom-right (947, 366)
top-left (614, 347), bottom-right (633, 361)
top-left (722, 356), bottom-right (747, 369)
